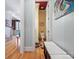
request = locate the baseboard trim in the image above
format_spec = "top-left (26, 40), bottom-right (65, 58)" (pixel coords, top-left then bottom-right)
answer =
top-left (24, 47), bottom-right (35, 51)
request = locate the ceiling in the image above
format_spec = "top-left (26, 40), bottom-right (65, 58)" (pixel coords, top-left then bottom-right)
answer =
top-left (5, 0), bottom-right (48, 20)
top-left (5, 0), bottom-right (21, 20)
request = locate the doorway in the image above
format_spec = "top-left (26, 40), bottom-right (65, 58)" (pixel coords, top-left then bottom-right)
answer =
top-left (38, 10), bottom-right (46, 42)
top-left (38, 9), bottom-right (46, 48)
top-left (35, 1), bottom-right (48, 48)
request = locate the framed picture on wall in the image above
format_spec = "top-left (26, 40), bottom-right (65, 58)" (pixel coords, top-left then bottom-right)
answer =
top-left (54, 0), bottom-right (74, 20)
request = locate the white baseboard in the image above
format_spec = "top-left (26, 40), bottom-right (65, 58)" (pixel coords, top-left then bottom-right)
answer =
top-left (24, 47), bottom-right (35, 51)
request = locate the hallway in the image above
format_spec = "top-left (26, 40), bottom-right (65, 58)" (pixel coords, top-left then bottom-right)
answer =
top-left (5, 0), bottom-right (74, 59)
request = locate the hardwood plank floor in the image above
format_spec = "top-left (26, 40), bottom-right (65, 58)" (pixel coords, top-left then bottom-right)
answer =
top-left (5, 38), bottom-right (45, 59)
top-left (22, 47), bottom-right (45, 59)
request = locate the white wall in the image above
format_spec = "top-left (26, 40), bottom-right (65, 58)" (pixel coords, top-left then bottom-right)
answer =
top-left (46, 0), bottom-right (56, 41)
top-left (64, 13), bottom-right (74, 57)
top-left (5, 27), bottom-right (13, 41)
top-left (47, 0), bottom-right (74, 57)
top-left (5, 12), bottom-right (13, 41)
top-left (35, 4), bottom-right (39, 43)
top-left (24, 0), bottom-right (35, 51)
top-left (46, 0), bottom-right (54, 41)
top-left (19, 0), bottom-right (24, 53)
top-left (52, 12), bottom-right (74, 57)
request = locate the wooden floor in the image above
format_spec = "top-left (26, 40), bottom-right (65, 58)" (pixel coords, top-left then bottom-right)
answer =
top-left (22, 47), bottom-right (45, 59)
top-left (5, 38), bottom-right (45, 59)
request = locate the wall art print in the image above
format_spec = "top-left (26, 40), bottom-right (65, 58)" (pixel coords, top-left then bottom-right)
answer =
top-left (54, 0), bottom-right (74, 20)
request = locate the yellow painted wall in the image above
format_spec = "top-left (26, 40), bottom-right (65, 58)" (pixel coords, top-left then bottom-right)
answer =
top-left (38, 10), bottom-right (46, 39)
